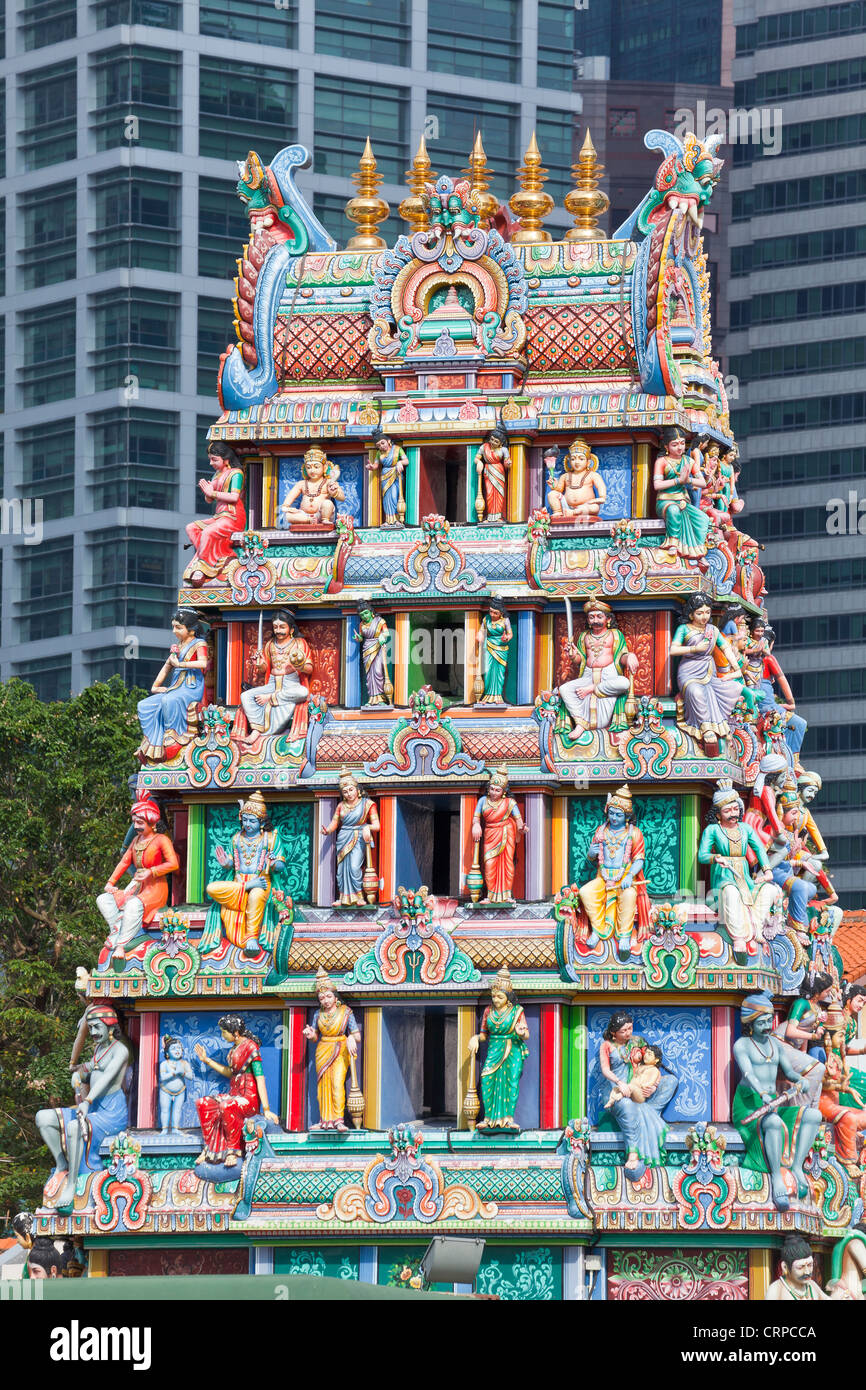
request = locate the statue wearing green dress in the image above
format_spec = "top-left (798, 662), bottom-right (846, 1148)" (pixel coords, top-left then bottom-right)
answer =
top-left (475, 601), bottom-right (513, 706)
top-left (468, 965), bottom-right (529, 1132)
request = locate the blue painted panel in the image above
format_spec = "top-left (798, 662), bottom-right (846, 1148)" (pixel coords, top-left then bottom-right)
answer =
top-left (158, 1009), bottom-right (283, 1130)
top-left (595, 444), bottom-right (632, 521)
top-left (345, 613), bottom-right (361, 708)
top-left (277, 452), bottom-right (364, 526)
top-left (585, 1005), bottom-right (712, 1124)
top-left (379, 1007), bottom-right (422, 1130)
top-left (394, 799), bottom-right (425, 888)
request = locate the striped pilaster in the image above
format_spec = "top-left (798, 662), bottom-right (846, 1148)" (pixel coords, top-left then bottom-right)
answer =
top-left (136, 1012), bottom-right (159, 1129)
top-left (466, 610), bottom-right (480, 703)
top-left (508, 440), bottom-right (527, 522)
top-left (186, 803), bottom-right (206, 903)
top-left (460, 793), bottom-right (477, 895)
top-left (226, 622), bottom-right (244, 706)
top-left (537, 611), bottom-right (554, 692)
top-left (540, 1003), bottom-right (562, 1128)
top-left (457, 1003), bottom-right (477, 1130)
top-left (712, 1005), bottom-right (733, 1122)
top-left (633, 442), bottom-right (652, 518)
top-left (517, 608), bottom-right (536, 704)
top-left (561, 1004), bottom-right (586, 1123)
top-left (655, 608), bottom-right (672, 696)
top-left (524, 791), bottom-right (548, 900)
top-left (679, 793), bottom-right (699, 897)
top-left (749, 1249), bottom-right (772, 1301)
top-left (345, 612), bottom-right (361, 708)
top-left (552, 793), bottom-right (569, 888)
top-left (262, 454), bottom-right (278, 528)
top-left (363, 1007), bottom-right (383, 1131)
top-left (394, 611), bottom-right (410, 704)
top-left (284, 1006), bottom-right (307, 1131)
top-left (378, 796), bottom-right (397, 902)
top-left (316, 797), bottom-right (337, 906)
top-left (365, 446), bottom-right (381, 527)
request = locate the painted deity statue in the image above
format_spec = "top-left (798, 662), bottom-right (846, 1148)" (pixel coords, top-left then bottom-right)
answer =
top-left (732, 992), bottom-right (824, 1211)
top-left (765, 1236), bottom-right (829, 1301)
top-left (474, 428), bottom-right (511, 523)
top-left (303, 968), bottom-right (361, 1131)
top-left (471, 765), bottom-right (526, 904)
top-left (233, 608), bottom-right (313, 746)
top-left (653, 425), bottom-right (710, 558)
top-left (202, 792), bottom-right (288, 957)
top-left (367, 431), bottom-right (408, 527)
top-left (742, 615), bottom-right (807, 764)
top-left (36, 1004), bottom-right (131, 1213)
top-left (546, 437), bottom-right (607, 522)
top-left (96, 797), bottom-right (179, 967)
top-left (184, 443), bottom-right (246, 587)
top-left (598, 1011), bottom-right (677, 1180)
top-left (158, 1035), bottom-right (193, 1135)
top-left (670, 592), bottom-right (744, 756)
top-left (475, 601), bottom-right (513, 705)
top-left (578, 785), bottom-right (650, 962)
top-left (558, 593), bottom-right (638, 739)
top-left (280, 446), bottom-right (345, 527)
top-left (766, 790), bottom-right (836, 945)
top-left (814, 985), bottom-right (866, 1171)
top-left (321, 769), bottom-right (380, 907)
top-left (468, 965), bottom-right (529, 1132)
top-left (136, 608), bottom-right (209, 762)
top-left (698, 781), bottom-right (782, 964)
top-left (355, 602), bottom-right (392, 706)
top-left (830, 1221), bottom-right (866, 1300)
top-left (193, 1015), bottom-right (278, 1167)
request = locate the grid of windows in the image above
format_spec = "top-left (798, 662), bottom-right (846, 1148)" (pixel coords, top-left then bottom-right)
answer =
top-left (822, 836), bottom-right (866, 866)
top-left (17, 542), bottom-right (74, 642)
top-left (199, 178), bottom-right (250, 280)
top-left (576, 0), bottom-right (721, 83)
top-left (18, 302), bottom-right (76, 407)
top-left (88, 645), bottom-right (166, 689)
top-left (89, 409), bottom-right (180, 511)
top-left (91, 170), bottom-right (180, 272)
top-left (91, 290), bottom-right (180, 393)
top-left (805, 724), bottom-right (866, 754)
top-left (0, 318), bottom-right (5, 413)
top-left (805, 777), bottom-right (866, 811)
top-left (538, 0), bottom-right (575, 90)
top-left (736, 3), bottom-right (866, 53)
top-left (198, 299), bottom-right (236, 398)
top-left (19, 62), bottom-right (77, 170)
top-left (93, 0), bottom-right (181, 26)
top-left (19, 183), bottom-right (77, 289)
top-left (731, 226), bottom-right (866, 276)
top-left (740, 448), bottom-right (866, 490)
top-left (428, 0), bottom-right (521, 82)
top-left (730, 283), bottom-right (866, 330)
top-left (88, 528), bottom-right (178, 630)
top-left (0, 197), bottom-right (5, 296)
top-left (200, 60), bottom-right (296, 163)
top-left (772, 613), bottom-right (866, 651)
top-left (733, 113), bottom-right (866, 166)
top-left (730, 337), bottom-right (866, 382)
top-left (315, 77), bottom-right (408, 183)
top-left (733, 393), bottom-right (866, 436)
top-left (745, 504), bottom-right (840, 543)
top-left (18, 420), bottom-right (75, 522)
top-left (13, 655), bottom-right (72, 702)
top-left (200, 0), bottom-right (297, 46)
top-left (91, 48), bottom-right (180, 152)
top-left (735, 55), bottom-right (866, 104)
top-left (315, 0), bottom-right (408, 65)
top-left (424, 97), bottom-right (519, 190)
top-left (19, 0), bottom-right (76, 49)
top-left (733, 171), bottom-right (866, 221)
top-left (762, 557), bottom-right (866, 597)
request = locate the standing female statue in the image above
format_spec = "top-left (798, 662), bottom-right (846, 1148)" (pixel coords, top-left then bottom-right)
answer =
top-left (471, 765), bottom-right (527, 904)
top-left (468, 965), bottom-right (529, 1131)
top-left (136, 608), bottom-right (209, 762)
top-left (653, 425), bottom-right (710, 558)
top-left (474, 428), bottom-right (511, 523)
top-left (475, 601), bottom-right (513, 706)
top-left (303, 968), bottom-right (361, 1131)
top-left (669, 593), bottom-right (744, 757)
top-left (320, 768), bottom-right (379, 907)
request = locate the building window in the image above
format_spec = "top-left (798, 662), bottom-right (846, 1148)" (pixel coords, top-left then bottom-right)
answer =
top-left (731, 282), bottom-right (866, 330)
top-left (608, 108), bottom-right (637, 138)
top-left (93, 0), bottom-right (181, 26)
top-left (13, 655), bottom-right (72, 702)
top-left (198, 178), bottom-right (249, 279)
top-left (91, 47), bottom-right (180, 152)
top-left (535, 108), bottom-right (574, 205)
top-left (19, 61), bottom-right (77, 170)
top-left (0, 318), bottom-right (5, 412)
top-left (315, 0), bottom-right (408, 65)
top-left (312, 192), bottom-right (404, 251)
top-left (739, 446), bottom-right (866, 490)
top-left (201, 0), bottom-right (297, 46)
top-left (200, 60), bottom-right (296, 163)
top-left (91, 290), bottom-right (180, 392)
top-left (198, 298), bottom-right (235, 398)
top-left (19, 0), bottom-right (76, 50)
top-left (18, 182), bottom-right (77, 288)
top-left (427, 0), bottom-right (520, 82)
top-left (17, 542), bottom-right (74, 643)
top-left (424, 96), bottom-right (519, 189)
top-left (18, 301), bottom-right (76, 407)
top-left (537, 1), bottom-right (575, 91)
top-left (88, 645), bottom-right (166, 688)
top-left (0, 81), bottom-right (4, 178)
top-left (91, 169), bottom-right (180, 272)
top-left (729, 337), bottom-right (866, 383)
top-left (733, 171), bottom-right (866, 221)
top-left (89, 409), bottom-right (179, 510)
top-left (731, 225), bottom-right (866, 277)
top-left (762, 557), bottom-right (866, 597)
top-left (0, 198), bottom-right (5, 296)
top-left (18, 419), bottom-right (75, 521)
top-left (314, 77), bottom-right (408, 183)
top-left (88, 528), bottom-right (178, 630)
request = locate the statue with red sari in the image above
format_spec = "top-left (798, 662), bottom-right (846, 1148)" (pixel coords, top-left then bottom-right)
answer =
top-left (474, 428), bottom-right (511, 524)
top-left (193, 1015), bottom-right (278, 1168)
top-left (471, 765), bottom-right (527, 904)
top-left (184, 444), bottom-right (246, 587)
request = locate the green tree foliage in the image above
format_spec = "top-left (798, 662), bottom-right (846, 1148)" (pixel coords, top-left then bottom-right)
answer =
top-left (0, 678), bottom-right (142, 1218)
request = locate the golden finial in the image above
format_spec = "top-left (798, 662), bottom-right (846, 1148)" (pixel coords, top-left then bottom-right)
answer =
top-left (344, 137), bottom-right (390, 250)
top-left (398, 135), bottom-right (435, 233)
top-left (462, 132), bottom-right (499, 226)
top-left (564, 129), bottom-right (611, 243)
top-left (509, 132), bottom-right (554, 244)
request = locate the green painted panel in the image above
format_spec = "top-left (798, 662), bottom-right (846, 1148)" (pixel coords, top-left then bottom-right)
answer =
top-left (567, 795), bottom-right (680, 898)
top-left (205, 802), bottom-right (313, 903)
top-left (273, 1246), bottom-right (359, 1280)
top-left (561, 1004), bottom-right (586, 1122)
top-left (186, 803), bottom-right (206, 903)
top-left (477, 1245), bottom-right (561, 1300)
top-left (407, 609), bottom-right (464, 706)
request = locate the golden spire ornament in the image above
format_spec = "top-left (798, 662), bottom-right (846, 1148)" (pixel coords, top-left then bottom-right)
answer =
top-left (398, 134), bottom-right (434, 233)
top-left (462, 132), bottom-right (499, 225)
top-left (344, 137), bottom-right (390, 250)
top-left (509, 132), bottom-right (555, 244)
top-left (564, 129), bottom-right (611, 243)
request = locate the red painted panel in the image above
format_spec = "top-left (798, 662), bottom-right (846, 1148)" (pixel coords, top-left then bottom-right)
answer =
top-left (285, 1007), bottom-right (307, 1132)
